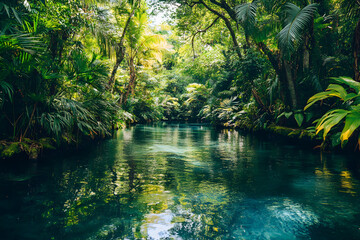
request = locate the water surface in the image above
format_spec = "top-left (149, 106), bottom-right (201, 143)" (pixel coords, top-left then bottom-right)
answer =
top-left (1, 123), bottom-right (360, 239)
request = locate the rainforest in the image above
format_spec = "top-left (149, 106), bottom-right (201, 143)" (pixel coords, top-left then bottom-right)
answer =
top-left (2, 0), bottom-right (360, 239)
top-left (2, 0), bottom-right (360, 155)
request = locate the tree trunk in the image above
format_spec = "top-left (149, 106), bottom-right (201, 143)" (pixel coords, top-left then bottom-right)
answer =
top-left (251, 89), bottom-right (271, 113)
top-left (108, 46), bottom-right (125, 91)
top-left (223, 19), bottom-right (242, 59)
top-left (304, 17), bottom-right (314, 72)
top-left (303, 35), bottom-right (310, 71)
top-left (283, 60), bottom-right (298, 109)
top-left (353, 19), bottom-right (360, 82)
top-left (256, 42), bottom-right (281, 75)
top-left (120, 57), bottom-right (137, 105)
top-left (107, 6), bottom-right (137, 90)
top-left (200, 0), bottom-right (242, 59)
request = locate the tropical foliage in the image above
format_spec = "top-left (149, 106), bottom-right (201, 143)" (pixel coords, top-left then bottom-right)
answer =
top-left (2, 0), bottom-right (360, 156)
top-left (305, 77), bottom-right (360, 149)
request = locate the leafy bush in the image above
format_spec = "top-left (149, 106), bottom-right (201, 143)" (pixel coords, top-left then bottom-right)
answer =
top-left (305, 77), bottom-right (360, 148)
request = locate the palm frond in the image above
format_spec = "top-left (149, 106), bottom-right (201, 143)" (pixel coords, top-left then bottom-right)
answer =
top-left (0, 3), bottom-right (22, 24)
top-left (235, 1), bottom-right (258, 28)
top-left (267, 76), bottom-right (280, 104)
top-left (341, 0), bottom-right (360, 18)
top-left (0, 33), bottom-right (42, 55)
top-left (277, 3), bottom-right (318, 55)
top-left (0, 80), bottom-right (13, 107)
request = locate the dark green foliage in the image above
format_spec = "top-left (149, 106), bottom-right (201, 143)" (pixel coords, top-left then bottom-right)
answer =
top-left (2, 0), bottom-right (360, 155)
top-left (0, 0), bottom-right (125, 158)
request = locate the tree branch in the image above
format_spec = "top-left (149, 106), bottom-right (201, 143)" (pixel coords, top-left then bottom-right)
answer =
top-left (108, 1), bottom-right (139, 90)
top-left (209, 0), bottom-right (237, 21)
top-left (199, 0), bottom-right (242, 58)
top-left (186, 0), bottom-right (201, 7)
top-left (191, 16), bottom-right (220, 59)
top-left (256, 42), bottom-right (280, 75)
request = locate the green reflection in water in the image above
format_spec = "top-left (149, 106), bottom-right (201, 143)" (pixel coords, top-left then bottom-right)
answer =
top-left (1, 123), bottom-right (360, 239)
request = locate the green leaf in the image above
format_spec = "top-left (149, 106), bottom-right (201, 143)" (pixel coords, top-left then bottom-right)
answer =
top-left (294, 113), bottom-right (304, 127)
top-left (4, 4), bottom-right (10, 17)
top-left (305, 112), bottom-right (313, 122)
top-left (0, 81), bottom-right (13, 102)
top-left (11, 7), bottom-right (22, 24)
top-left (340, 112), bottom-right (360, 145)
top-left (316, 109), bottom-right (349, 139)
top-left (304, 91), bottom-right (335, 110)
top-left (326, 84), bottom-right (347, 100)
top-left (331, 132), bottom-right (342, 147)
top-left (284, 112), bottom-right (293, 118)
top-left (344, 93), bottom-right (360, 102)
top-left (332, 77), bottom-right (360, 94)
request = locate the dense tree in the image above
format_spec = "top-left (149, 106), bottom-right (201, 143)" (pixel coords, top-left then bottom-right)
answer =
top-left (2, 0), bottom-right (360, 157)
top-left (154, 0), bottom-right (360, 149)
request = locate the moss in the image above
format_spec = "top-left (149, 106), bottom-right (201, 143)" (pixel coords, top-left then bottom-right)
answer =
top-left (299, 130), bottom-right (319, 140)
top-left (62, 133), bottom-right (76, 145)
top-left (268, 124), bottom-right (294, 136)
top-left (28, 147), bottom-right (39, 159)
top-left (288, 129), bottom-right (302, 138)
top-left (39, 138), bottom-right (56, 150)
top-left (19, 141), bottom-right (41, 159)
top-left (1, 142), bottom-right (21, 158)
top-left (22, 138), bottom-right (32, 144)
top-left (264, 123), bottom-right (323, 146)
top-left (0, 138), bottom-right (57, 160)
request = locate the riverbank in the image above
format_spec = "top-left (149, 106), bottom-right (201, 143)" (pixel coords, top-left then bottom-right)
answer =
top-left (0, 138), bottom-right (56, 160)
top-left (0, 120), bottom-right (352, 160)
top-left (216, 121), bottom-right (358, 153)
top-left (238, 123), bottom-right (321, 146)
top-left (166, 120), bottom-right (323, 149)
top-left (0, 134), bottom-right (110, 160)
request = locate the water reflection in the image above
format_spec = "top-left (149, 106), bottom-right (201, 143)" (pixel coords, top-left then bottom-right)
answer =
top-left (1, 123), bottom-right (360, 239)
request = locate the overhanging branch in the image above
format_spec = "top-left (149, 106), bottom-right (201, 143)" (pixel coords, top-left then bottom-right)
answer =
top-left (191, 16), bottom-right (220, 59)
top-left (199, 0), bottom-right (242, 59)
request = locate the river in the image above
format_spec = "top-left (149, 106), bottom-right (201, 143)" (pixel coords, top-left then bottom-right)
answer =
top-left (1, 123), bottom-right (360, 239)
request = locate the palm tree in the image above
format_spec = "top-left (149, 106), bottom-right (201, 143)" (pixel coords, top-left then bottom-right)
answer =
top-left (235, 0), bottom-right (319, 109)
top-left (108, 0), bottom-right (141, 90)
top-left (119, 9), bottom-right (171, 104)
top-left (90, 0), bottom-right (142, 90)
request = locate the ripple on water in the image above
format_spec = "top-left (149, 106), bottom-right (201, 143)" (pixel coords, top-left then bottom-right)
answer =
top-left (231, 198), bottom-right (319, 239)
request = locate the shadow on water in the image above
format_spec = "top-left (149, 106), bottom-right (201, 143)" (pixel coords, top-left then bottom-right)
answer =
top-left (1, 122), bottom-right (360, 239)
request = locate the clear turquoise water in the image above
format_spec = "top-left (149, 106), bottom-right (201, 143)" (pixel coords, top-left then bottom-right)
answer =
top-left (1, 123), bottom-right (360, 239)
